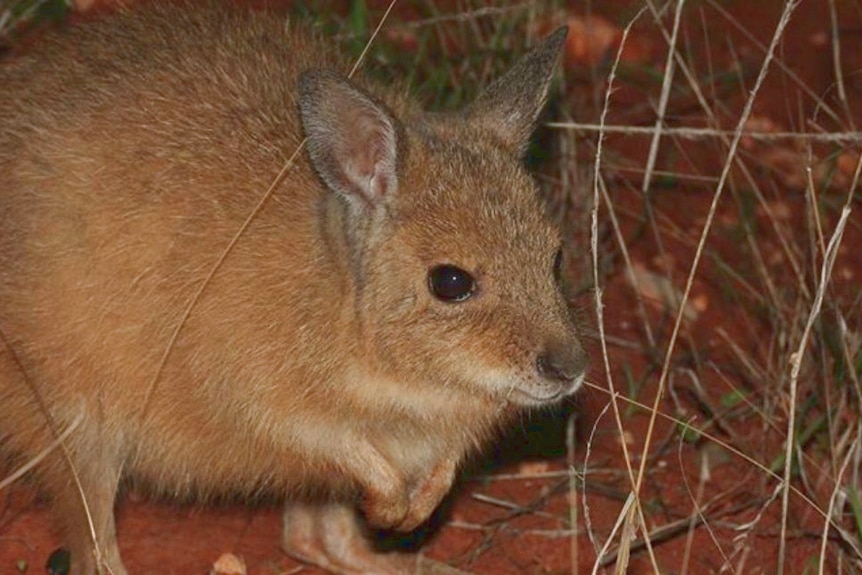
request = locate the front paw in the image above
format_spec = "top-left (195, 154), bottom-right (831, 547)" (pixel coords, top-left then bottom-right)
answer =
top-left (395, 457), bottom-right (457, 533)
top-left (361, 487), bottom-right (410, 530)
top-left (347, 441), bottom-right (457, 533)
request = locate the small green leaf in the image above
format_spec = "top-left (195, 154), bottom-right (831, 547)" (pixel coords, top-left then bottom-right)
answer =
top-left (678, 421), bottom-right (701, 443)
top-left (720, 389), bottom-right (746, 408)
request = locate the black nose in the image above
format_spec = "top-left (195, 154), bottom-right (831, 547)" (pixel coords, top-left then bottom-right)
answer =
top-left (536, 344), bottom-right (588, 383)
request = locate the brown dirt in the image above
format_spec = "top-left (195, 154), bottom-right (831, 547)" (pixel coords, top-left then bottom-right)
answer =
top-left (3, 0), bottom-right (862, 574)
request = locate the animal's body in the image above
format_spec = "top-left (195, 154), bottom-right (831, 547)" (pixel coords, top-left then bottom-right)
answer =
top-left (0, 4), bottom-right (586, 574)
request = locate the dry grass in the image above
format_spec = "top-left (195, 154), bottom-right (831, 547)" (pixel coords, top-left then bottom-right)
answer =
top-left (562, 0), bottom-right (861, 572)
top-left (386, 0), bottom-right (862, 572)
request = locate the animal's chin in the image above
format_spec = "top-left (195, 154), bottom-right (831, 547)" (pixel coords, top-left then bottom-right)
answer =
top-left (501, 375), bottom-right (584, 408)
top-left (506, 388), bottom-right (566, 408)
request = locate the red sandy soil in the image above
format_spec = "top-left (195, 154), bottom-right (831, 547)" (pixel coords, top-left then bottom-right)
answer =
top-left (2, 0), bottom-right (862, 574)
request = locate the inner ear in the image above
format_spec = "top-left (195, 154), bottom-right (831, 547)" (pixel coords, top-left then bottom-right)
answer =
top-left (298, 70), bottom-right (399, 207)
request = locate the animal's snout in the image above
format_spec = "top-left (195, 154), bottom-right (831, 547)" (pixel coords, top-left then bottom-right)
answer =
top-left (535, 342), bottom-right (588, 385)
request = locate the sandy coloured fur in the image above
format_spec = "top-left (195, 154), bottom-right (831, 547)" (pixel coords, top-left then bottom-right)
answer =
top-left (0, 4), bottom-right (582, 574)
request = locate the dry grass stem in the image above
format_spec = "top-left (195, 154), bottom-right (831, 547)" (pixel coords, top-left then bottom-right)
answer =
top-left (546, 122), bottom-right (862, 143)
top-left (819, 424), bottom-right (860, 575)
top-left (632, 0), bottom-right (799, 561)
top-left (779, 202), bottom-right (852, 573)
top-left (589, 5), bottom-right (665, 572)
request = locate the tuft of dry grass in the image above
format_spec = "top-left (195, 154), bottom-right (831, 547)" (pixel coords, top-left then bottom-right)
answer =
top-left (566, 0), bottom-right (862, 572)
top-left (406, 0), bottom-right (862, 572)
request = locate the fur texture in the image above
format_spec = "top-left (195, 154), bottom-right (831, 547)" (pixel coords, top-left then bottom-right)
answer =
top-left (0, 4), bottom-right (585, 574)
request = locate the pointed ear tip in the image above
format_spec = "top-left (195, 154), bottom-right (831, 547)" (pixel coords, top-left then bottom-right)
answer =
top-left (551, 25), bottom-right (569, 41)
top-left (546, 25), bottom-right (569, 50)
top-left (528, 26), bottom-right (567, 61)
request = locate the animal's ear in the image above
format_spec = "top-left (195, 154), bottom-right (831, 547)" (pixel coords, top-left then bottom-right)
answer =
top-left (464, 27), bottom-right (567, 157)
top-left (298, 70), bottom-right (399, 207)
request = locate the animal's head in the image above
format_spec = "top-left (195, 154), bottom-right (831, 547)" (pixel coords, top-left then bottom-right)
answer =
top-left (299, 28), bottom-right (586, 408)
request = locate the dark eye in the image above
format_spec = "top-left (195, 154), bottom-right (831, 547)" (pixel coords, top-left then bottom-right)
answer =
top-left (428, 264), bottom-right (475, 302)
top-left (552, 248), bottom-right (564, 282)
